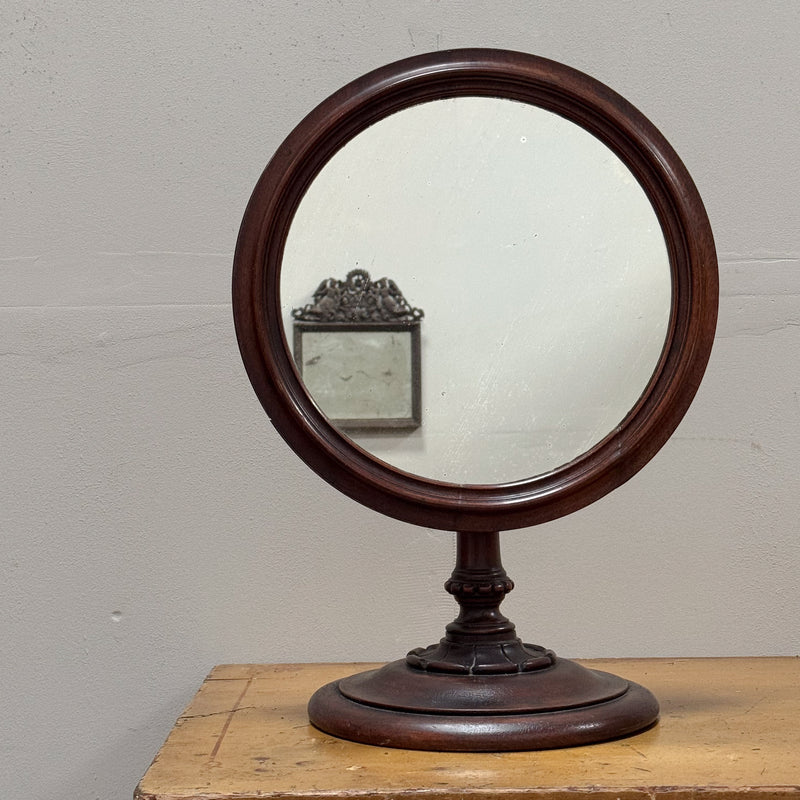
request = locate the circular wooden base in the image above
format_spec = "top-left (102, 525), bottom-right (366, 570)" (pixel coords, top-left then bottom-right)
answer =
top-left (308, 657), bottom-right (659, 751)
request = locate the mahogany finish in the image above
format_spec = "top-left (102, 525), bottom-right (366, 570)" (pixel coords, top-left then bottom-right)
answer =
top-left (232, 50), bottom-right (718, 749)
top-left (233, 48), bottom-right (717, 532)
top-left (308, 530), bottom-right (659, 750)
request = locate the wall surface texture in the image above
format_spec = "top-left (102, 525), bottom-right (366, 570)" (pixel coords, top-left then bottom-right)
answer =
top-left (2, 2), bottom-right (798, 798)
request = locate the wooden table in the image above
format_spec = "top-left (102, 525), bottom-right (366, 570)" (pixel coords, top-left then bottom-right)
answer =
top-left (136, 659), bottom-right (800, 800)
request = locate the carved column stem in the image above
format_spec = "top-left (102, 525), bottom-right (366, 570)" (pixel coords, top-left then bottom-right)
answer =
top-left (406, 532), bottom-right (555, 675)
top-left (444, 531), bottom-right (516, 642)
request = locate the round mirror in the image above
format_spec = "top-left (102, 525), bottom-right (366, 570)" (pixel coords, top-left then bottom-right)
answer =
top-left (233, 48), bottom-right (717, 532)
top-left (233, 48), bottom-right (718, 752)
top-left (281, 96), bottom-right (672, 484)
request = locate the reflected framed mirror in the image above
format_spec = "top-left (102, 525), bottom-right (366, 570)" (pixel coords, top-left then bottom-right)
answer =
top-left (292, 268), bottom-right (424, 430)
top-left (233, 49), bottom-right (718, 750)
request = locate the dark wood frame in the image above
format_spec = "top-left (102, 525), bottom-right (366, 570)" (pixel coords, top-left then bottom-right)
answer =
top-left (293, 321), bottom-right (422, 430)
top-left (233, 48), bottom-right (718, 534)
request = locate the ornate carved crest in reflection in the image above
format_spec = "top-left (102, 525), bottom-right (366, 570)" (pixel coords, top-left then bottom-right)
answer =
top-left (291, 269), bottom-right (424, 323)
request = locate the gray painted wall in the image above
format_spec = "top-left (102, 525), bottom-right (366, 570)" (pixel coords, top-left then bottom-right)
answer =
top-left (2, 2), bottom-right (798, 798)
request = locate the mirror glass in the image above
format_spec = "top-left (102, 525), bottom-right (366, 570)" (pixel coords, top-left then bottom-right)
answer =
top-left (281, 96), bottom-right (671, 485)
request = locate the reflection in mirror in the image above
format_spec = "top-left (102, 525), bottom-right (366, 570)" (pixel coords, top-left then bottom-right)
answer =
top-left (282, 96), bottom-right (671, 485)
top-left (292, 268), bottom-right (423, 430)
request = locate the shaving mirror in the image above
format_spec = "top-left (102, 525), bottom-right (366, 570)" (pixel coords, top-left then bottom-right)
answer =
top-left (233, 49), bottom-right (717, 750)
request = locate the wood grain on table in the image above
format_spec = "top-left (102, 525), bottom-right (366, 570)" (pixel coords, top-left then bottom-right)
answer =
top-left (136, 658), bottom-right (800, 800)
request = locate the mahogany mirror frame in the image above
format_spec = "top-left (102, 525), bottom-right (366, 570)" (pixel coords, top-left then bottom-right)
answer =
top-left (233, 48), bottom-right (718, 534)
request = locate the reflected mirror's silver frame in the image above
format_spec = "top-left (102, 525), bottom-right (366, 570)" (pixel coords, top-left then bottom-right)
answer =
top-left (233, 48), bottom-right (718, 533)
top-left (293, 321), bottom-right (422, 430)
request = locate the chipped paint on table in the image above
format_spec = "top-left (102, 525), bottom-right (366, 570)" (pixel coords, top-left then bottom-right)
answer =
top-left (136, 658), bottom-right (800, 800)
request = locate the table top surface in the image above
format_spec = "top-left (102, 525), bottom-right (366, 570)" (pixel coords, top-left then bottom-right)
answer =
top-left (136, 658), bottom-right (800, 800)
